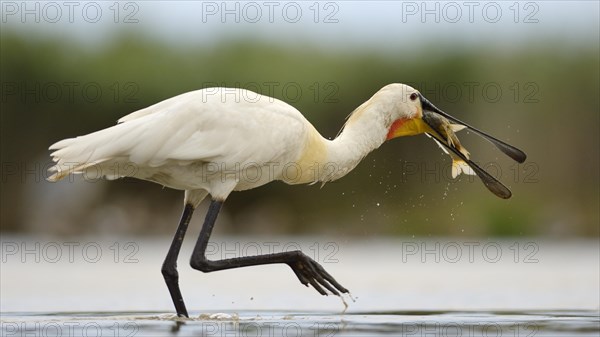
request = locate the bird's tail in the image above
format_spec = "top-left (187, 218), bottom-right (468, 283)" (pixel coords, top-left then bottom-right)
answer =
top-left (47, 121), bottom-right (142, 182)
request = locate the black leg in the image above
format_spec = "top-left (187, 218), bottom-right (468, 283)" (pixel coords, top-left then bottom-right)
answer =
top-left (190, 200), bottom-right (349, 297)
top-left (162, 203), bottom-right (194, 318)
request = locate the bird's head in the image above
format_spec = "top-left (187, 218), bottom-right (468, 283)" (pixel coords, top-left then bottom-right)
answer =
top-left (374, 83), bottom-right (527, 198)
top-left (377, 83), bottom-right (428, 139)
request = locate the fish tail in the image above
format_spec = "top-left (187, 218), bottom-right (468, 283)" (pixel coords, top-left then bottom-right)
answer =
top-left (452, 159), bottom-right (475, 178)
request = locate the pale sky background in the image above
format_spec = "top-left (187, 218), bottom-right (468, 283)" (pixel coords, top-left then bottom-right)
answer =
top-left (2, 1), bottom-right (598, 52)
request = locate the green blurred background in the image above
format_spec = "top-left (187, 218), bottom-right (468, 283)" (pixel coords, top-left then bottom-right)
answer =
top-left (1, 1), bottom-right (598, 237)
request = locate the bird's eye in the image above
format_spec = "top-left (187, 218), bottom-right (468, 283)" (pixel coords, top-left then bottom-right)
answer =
top-left (409, 93), bottom-right (419, 101)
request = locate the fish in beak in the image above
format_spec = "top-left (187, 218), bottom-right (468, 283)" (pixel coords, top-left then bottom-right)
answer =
top-left (419, 93), bottom-right (527, 199)
top-left (421, 111), bottom-right (474, 179)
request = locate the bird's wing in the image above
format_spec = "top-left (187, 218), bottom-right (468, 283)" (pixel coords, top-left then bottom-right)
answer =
top-left (148, 96), bottom-right (307, 166)
top-left (48, 89), bottom-right (308, 181)
top-left (117, 91), bottom-right (198, 123)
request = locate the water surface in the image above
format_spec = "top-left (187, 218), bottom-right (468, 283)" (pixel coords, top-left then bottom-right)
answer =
top-left (2, 237), bottom-right (599, 336)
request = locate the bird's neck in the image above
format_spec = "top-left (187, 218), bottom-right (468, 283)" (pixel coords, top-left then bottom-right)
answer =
top-left (319, 104), bottom-right (389, 182)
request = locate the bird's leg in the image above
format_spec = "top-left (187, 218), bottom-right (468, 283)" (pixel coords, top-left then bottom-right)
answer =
top-left (190, 200), bottom-right (349, 297)
top-left (162, 203), bottom-right (195, 318)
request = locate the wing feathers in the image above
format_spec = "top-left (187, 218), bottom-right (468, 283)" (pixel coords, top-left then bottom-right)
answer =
top-left (48, 89), bottom-right (308, 182)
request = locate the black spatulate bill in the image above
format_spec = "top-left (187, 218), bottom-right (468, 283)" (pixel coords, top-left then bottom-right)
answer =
top-left (419, 93), bottom-right (527, 163)
top-left (431, 132), bottom-right (512, 199)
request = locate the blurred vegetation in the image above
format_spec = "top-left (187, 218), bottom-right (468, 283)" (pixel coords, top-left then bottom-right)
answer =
top-left (1, 31), bottom-right (598, 237)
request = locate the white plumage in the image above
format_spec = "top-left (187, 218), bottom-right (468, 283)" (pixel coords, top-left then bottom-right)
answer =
top-left (50, 88), bottom-right (314, 200)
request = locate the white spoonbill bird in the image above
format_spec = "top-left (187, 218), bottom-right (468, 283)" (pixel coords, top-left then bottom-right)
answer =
top-left (48, 83), bottom-right (526, 317)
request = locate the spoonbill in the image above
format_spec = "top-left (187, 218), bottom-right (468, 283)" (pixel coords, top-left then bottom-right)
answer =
top-left (48, 83), bottom-right (526, 317)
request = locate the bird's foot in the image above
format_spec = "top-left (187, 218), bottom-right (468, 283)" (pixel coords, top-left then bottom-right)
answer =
top-left (288, 253), bottom-right (349, 296)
